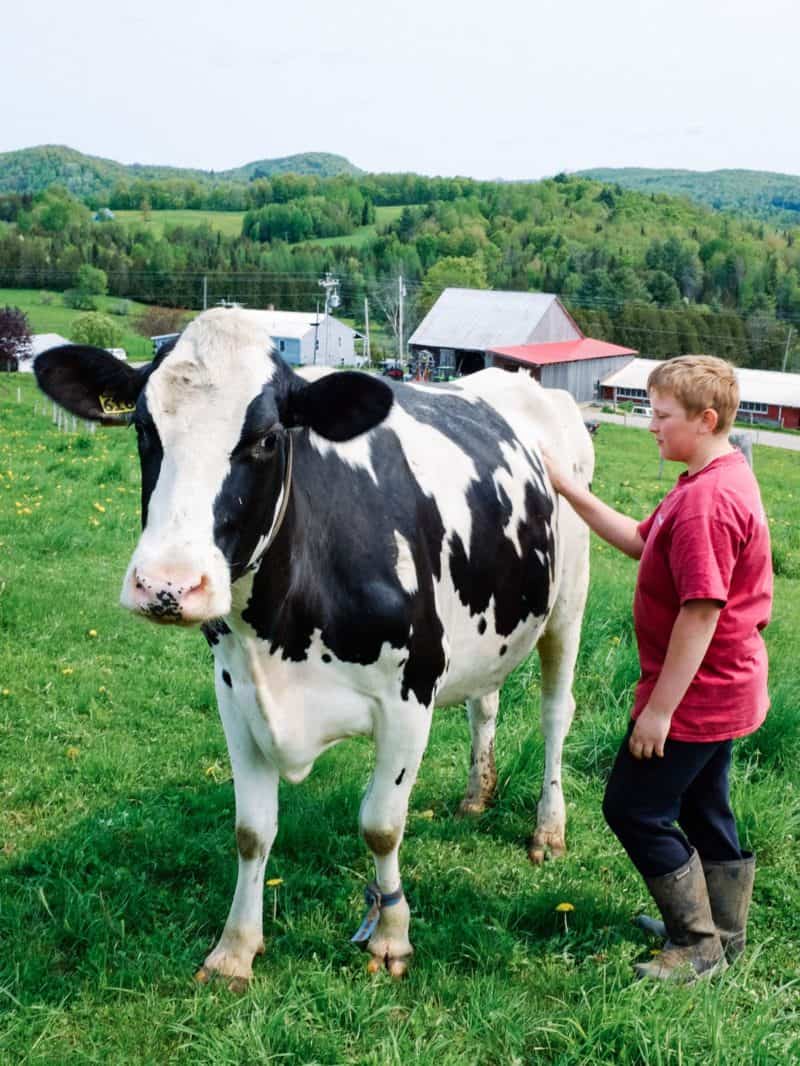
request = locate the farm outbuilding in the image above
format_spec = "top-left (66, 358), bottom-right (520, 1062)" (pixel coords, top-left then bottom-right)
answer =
top-left (408, 287), bottom-right (637, 400)
top-left (152, 310), bottom-right (361, 366)
top-left (600, 358), bottom-right (800, 429)
top-left (488, 338), bottom-right (637, 403)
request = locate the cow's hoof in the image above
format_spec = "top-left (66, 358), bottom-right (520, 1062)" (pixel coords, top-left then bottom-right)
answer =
top-left (527, 830), bottom-right (566, 865)
top-left (457, 798), bottom-right (488, 818)
top-left (367, 953), bottom-right (409, 978)
top-left (194, 966), bottom-right (251, 994)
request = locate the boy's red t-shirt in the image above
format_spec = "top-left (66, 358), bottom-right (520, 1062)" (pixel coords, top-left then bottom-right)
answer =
top-left (633, 450), bottom-right (772, 742)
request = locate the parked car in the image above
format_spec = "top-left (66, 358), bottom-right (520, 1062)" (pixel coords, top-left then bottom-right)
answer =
top-left (381, 360), bottom-right (404, 381)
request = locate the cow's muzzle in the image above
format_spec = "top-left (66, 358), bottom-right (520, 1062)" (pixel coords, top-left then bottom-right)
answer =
top-left (127, 567), bottom-right (216, 625)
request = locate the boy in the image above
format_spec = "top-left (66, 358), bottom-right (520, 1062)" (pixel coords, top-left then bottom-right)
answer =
top-left (544, 355), bottom-right (772, 981)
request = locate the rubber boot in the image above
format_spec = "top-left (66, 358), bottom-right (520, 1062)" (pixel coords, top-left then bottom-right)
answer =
top-left (633, 849), bottom-right (726, 982)
top-left (635, 851), bottom-right (755, 963)
top-left (703, 851), bottom-right (755, 962)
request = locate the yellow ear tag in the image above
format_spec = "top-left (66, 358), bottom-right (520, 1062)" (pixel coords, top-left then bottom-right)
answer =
top-left (99, 394), bottom-right (136, 415)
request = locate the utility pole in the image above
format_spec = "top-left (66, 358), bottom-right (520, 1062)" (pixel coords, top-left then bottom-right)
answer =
top-left (781, 326), bottom-right (795, 373)
top-left (318, 273), bottom-right (340, 364)
top-left (312, 300), bottom-right (320, 365)
top-left (364, 297), bottom-right (371, 365)
top-left (398, 274), bottom-right (405, 363)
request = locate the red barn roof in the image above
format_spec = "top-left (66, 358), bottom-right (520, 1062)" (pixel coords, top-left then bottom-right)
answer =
top-left (489, 338), bottom-right (637, 366)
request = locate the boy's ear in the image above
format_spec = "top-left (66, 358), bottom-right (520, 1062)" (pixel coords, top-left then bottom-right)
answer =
top-left (35, 345), bottom-right (147, 425)
top-left (699, 407), bottom-right (720, 434)
top-left (283, 371), bottom-right (393, 442)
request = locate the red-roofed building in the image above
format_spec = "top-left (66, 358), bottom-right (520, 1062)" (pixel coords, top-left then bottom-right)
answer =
top-left (487, 338), bottom-right (637, 401)
top-left (408, 288), bottom-right (637, 401)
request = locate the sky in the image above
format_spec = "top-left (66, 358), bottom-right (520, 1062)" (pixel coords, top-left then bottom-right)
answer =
top-left (4, 0), bottom-right (800, 181)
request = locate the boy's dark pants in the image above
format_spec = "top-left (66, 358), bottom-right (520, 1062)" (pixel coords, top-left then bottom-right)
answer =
top-left (603, 722), bottom-right (743, 877)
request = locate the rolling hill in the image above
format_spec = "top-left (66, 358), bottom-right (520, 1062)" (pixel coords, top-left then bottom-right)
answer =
top-left (0, 145), bottom-right (363, 198)
top-left (577, 167), bottom-right (800, 225)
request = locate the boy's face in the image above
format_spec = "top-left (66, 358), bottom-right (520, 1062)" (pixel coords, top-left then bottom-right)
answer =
top-left (648, 388), bottom-right (714, 465)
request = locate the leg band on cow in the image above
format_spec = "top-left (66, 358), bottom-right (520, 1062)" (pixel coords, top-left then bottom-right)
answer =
top-left (350, 881), bottom-right (404, 947)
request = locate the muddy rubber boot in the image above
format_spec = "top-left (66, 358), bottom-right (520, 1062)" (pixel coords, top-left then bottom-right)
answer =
top-left (635, 851), bottom-right (755, 963)
top-left (633, 849), bottom-right (726, 982)
top-left (703, 851), bottom-right (755, 962)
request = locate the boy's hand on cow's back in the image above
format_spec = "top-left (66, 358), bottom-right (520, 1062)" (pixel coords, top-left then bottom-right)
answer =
top-left (629, 706), bottom-right (673, 759)
top-left (541, 447), bottom-right (573, 496)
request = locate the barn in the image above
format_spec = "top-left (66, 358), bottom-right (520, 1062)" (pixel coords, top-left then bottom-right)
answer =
top-left (600, 358), bottom-right (800, 429)
top-left (408, 288), bottom-right (636, 401)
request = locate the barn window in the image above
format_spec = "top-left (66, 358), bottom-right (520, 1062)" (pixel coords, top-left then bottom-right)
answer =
top-left (279, 340), bottom-right (285, 352)
top-left (617, 387), bottom-right (648, 400)
top-left (738, 401), bottom-right (768, 414)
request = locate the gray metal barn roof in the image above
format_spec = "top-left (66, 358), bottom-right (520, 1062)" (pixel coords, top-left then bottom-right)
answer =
top-left (408, 288), bottom-right (579, 351)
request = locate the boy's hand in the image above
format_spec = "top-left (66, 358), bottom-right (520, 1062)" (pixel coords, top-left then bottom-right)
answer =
top-left (541, 447), bottom-right (573, 496)
top-left (629, 706), bottom-right (672, 759)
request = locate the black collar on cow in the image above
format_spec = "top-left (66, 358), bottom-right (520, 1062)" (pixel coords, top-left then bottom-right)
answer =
top-left (248, 430), bottom-right (294, 571)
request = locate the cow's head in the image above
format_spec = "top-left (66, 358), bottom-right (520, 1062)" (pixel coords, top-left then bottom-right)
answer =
top-left (35, 308), bottom-right (393, 624)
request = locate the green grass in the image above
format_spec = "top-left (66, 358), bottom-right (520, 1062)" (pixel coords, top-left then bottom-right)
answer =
top-left (0, 289), bottom-right (155, 359)
top-left (1, 382), bottom-right (798, 1064)
top-left (109, 210), bottom-right (246, 238)
top-left (106, 205), bottom-right (405, 247)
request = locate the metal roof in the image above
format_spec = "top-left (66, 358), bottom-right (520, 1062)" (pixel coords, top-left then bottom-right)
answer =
top-left (408, 288), bottom-right (573, 350)
top-left (489, 338), bottom-right (636, 366)
top-left (601, 358), bottom-right (800, 409)
top-left (245, 310), bottom-right (342, 340)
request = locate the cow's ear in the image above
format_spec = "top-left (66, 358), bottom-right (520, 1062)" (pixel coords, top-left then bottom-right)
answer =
top-left (285, 372), bottom-right (393, 442)
top-left (35, 345), bottom-right (146, 425)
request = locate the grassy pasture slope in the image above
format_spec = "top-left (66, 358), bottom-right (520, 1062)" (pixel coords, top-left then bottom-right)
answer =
top-left (107, 204), bottom-right (406, 246)
top-left (0, 288), bottom-right (155, 359)
top-left (109, 209), bottom-right (247, 239)
top-left (0, 375), bottom-right (798, 1064)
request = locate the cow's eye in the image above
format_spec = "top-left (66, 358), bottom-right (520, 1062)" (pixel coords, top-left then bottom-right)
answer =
top-left (254, 431), bottom-right (278, 456)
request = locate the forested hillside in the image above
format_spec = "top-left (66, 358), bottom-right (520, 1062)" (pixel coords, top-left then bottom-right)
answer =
top-left (579, 168), bottom-right (800, 227)
top-left (0, 146), bottom-right (361, 200)
top-left (1, 169), bottom-right (798, 370)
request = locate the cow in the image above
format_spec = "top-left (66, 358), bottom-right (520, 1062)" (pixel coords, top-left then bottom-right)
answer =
top-left (34, 307), bottom-right (593, 986)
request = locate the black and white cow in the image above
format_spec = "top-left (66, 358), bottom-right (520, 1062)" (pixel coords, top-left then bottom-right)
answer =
top-left (35, 307), bottom-right (593, 984)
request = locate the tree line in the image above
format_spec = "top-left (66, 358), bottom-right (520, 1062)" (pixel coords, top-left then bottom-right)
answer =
top-left (0, 174), bottom-right (798, 370)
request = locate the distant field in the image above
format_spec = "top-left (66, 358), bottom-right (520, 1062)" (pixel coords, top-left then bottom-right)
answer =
top-left (107, 204), bottom-right (406, 246)
top-left (0, 288), bottom-right (154, 358)
top-left (109, 210), bottom-right (246, 238)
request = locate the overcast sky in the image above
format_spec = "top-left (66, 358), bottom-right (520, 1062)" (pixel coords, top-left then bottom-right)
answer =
top-left (4, 0), bottom-right (798, 180)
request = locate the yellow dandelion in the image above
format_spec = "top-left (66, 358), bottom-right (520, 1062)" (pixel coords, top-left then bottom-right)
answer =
top-left (93, 502), bottom-right (106, 513)
top-left (98, 686), bottom-right (107, 693)
top-left (66, 746), bottom-right (80, 760)
top-left (555, 901), bottom-right (574, 933)
top-left (267, 878), bottom-right (283, 921)
top-left (87, 629), bottom-right (98, 638)
top-left (1, 689), bottom-right (10, 697)
top-left (61, 667), bottom-right (74, 676)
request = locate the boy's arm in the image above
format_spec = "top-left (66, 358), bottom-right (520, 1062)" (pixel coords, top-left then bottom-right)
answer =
top-left (629, 599), bottom-right (723, 759)
top-left (542, 449), bottom-right (644, 559)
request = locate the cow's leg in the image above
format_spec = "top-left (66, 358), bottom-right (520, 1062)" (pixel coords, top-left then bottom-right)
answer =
top-left (529, 539), bottom-right (589, 864)
top-left (359, 706), bottom-right (433, 977)
top-left (458, 691), bottom-right (499, 816)
top-left (196, 682), bottom-right (279, 991)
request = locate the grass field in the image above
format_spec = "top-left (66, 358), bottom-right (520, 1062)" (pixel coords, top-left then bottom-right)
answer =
top-left (108, 210), bottom-right (247, 239)
top-left (0, 375), bottom-right (798, 1064)
top-left (106, 204), bottom-right (406, 247)
top-left (0, 289), bottom-right (155, 360)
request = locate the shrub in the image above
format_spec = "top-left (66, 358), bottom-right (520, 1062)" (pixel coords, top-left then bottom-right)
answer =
top-left (70, 312), bottom-right (122, 349)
